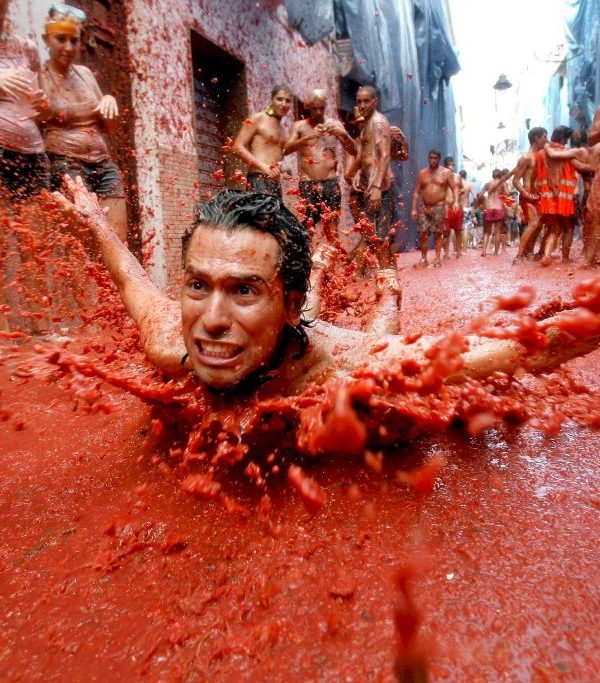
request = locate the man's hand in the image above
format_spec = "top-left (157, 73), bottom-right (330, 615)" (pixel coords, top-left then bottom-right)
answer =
top-left (94, 94), bottom-right (119, 120)
top-left (323, 121), bottom-right (345, 138)
top-left (264, 163), bottom-right (281, 180)
top-left (0, 71), bottom-right (33, 98)
top-left (52, 175), bottom-right (111, 236)
top-left (368, 186), bottom-right (382, 213)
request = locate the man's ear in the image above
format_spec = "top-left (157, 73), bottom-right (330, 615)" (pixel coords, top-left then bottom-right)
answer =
top-left (285, 291), bottom-right (303, 327)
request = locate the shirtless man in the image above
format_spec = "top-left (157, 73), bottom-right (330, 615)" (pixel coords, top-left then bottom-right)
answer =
top-left (442, 156), bottom-right (464, 258)
top-left (232, 84), bottom-right (292, 198)
top-left (284, 89), bottom-right (355, 244)
top-left (52, 178), bottom-right (600, 408)
top-left (352, 85), bottom-right (396, 271)
top-left (410, 149), bottom-right (459, 267)
top-left (511, 127), bottom-right (547, 264)
top-left (477, 167), bottom-right (514, 257)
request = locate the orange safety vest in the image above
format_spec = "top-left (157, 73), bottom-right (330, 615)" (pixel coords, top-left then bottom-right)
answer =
top-left (535, 148), bottom-right (577, 216)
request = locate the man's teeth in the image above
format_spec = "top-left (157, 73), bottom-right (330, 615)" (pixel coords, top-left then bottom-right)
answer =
top-left (199, 343), bottom-right (238, 359)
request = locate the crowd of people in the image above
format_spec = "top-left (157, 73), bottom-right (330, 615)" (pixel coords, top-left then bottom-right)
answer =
top-left (228, 80), bottom-right (600, 275)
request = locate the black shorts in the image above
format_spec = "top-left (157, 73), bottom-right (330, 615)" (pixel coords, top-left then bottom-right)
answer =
top-left (358, 185), bottom-right (396, 239)
top-left (49, 154), bottom-right (125, 198)
top-left (246, 172), bottom-right (281, 198)
top-left (0, 147), bottom-right (50, 201)
top-left (298, 178), bottom-right (342, 226)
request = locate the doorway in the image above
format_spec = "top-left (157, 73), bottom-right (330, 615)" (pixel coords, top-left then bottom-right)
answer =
top-left (190, 31), bottom-right (247, 193)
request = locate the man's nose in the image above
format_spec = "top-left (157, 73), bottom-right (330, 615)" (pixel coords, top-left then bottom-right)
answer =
top-left (201, 292), bottom-right (232, 337)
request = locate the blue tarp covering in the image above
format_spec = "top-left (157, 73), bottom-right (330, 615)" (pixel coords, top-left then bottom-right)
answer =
top-left (285, 0), bottom-right (460, 250)
top-left (565, 0), bottom-right (600, 129)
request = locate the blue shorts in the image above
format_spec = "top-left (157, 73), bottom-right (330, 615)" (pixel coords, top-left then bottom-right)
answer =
top-left (49, 154), bottom-right (125, 198)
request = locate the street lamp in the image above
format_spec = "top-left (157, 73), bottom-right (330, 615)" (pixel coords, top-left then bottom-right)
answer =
top-left (493, 74), bottom-right (512, 90)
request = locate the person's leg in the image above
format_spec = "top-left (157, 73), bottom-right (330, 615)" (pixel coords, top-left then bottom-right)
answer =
top-left (99, 197), bottom-right (128, 243)
top-left (541, 215), bottom-right (560, 266)
top-left (93, 160), bottom-right (128, 243)
top-left (442, 230), bottom-right (450, 258)
top-left (492, 219), bottom-right (504, 254)
top-left (516, 203), bottom-right (541, 259)
top-left (365, 268), bottom-right (402, 335)
top-left (418, 230), bottom-right (429, 265)
top-left (482, 223), bottom-right (491, 256)
top-left (455, 228), bottom-right (463, 257)
top-left (368, 186), bottom-right (396, 271)
top-left (304, 244), bottom-right (335, 320)
top-left (351, 193), bottom-right (372, 276)
top-left (561, 217), bottom-right (574, 262)
top-left (583, 213), bottom-right (600, 267)
top-left (433, 232), bottom-right (443, 266)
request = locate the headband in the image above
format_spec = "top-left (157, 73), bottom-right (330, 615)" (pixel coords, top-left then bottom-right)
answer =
top-left (44, 2), bottom-right (86, 36)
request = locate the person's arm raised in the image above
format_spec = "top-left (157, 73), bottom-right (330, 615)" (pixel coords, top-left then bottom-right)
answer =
top-left (52, 176), bottom-right (187, 376)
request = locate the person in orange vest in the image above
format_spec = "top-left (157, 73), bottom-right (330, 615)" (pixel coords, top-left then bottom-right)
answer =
top-left (533, 126), bottom-right (585, 266)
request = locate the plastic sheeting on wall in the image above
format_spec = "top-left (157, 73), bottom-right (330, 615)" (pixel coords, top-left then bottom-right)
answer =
top-left (285, 0), bottom-right (460, 251)
top-left (566, 0), bottom-right (600, 129)
top-left (284, 0), bottom-right (334, 46)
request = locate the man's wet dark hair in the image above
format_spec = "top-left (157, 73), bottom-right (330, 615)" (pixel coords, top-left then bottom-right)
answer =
top-left (271, 84), bottom-right (292, 98)
top-left (428, 148), bottom-right (441, 158)
top-left (551, 125), bottom-right (573, 144)
top-left (459, 169), bottom-right (467, 178)
top-left (182, 190), bottom-right (312, 355)
top-left (571, 129), bottom-right (588, 147)
top-left (528, 126), bottom-right (547, 145)
top-left (443, 156), bottom-right (454, 166)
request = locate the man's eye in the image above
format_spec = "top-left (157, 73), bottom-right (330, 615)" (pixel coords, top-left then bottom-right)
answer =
top-left (236, 284), bottom-right (255, 296)
top-left (189, 280), bottom-right (205, 291)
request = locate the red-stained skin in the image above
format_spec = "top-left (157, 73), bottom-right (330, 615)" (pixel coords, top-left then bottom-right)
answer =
top-left (0, 195), bottom-right (599, 680)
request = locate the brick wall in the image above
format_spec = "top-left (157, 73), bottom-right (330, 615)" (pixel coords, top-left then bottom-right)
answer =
top-left (157, 148), bottom-right (200, 292)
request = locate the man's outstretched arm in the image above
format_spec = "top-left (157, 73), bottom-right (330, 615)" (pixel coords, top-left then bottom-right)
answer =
top-left (373, 303), bottom-right (600, 383)
top-left (53, 176), bottom-right (187, 376)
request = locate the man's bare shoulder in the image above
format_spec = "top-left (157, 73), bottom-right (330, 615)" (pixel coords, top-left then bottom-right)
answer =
top-left (372, 112), bottom-right (391, 134)
top-left (517, 149), bottom-right (536, 165)
top-left (250, 111), bottom-right (269, 123)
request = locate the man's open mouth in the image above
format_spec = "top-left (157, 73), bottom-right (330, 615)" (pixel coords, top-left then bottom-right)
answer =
top-left (194, 339), bottom-right (243, 365)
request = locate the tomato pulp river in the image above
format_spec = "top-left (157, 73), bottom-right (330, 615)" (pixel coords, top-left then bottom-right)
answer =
top-left (1, 248), bottom-right (599, 681)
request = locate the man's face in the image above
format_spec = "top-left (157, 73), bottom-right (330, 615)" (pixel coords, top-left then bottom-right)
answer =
top-left (355, 89), bottom-right (377, 119)
top-left (181, 226), bottom-right (298, 389)
top-left (534, 131), bottom-right (548, 150)
top-left (307, 97), bottom-right (326, 124)
top-left (428, 153), bottom-right (440, 169)
top-left (271, 90), bottom-right (292, 118)
top-left (445, 160), bottom-right (455, 171)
